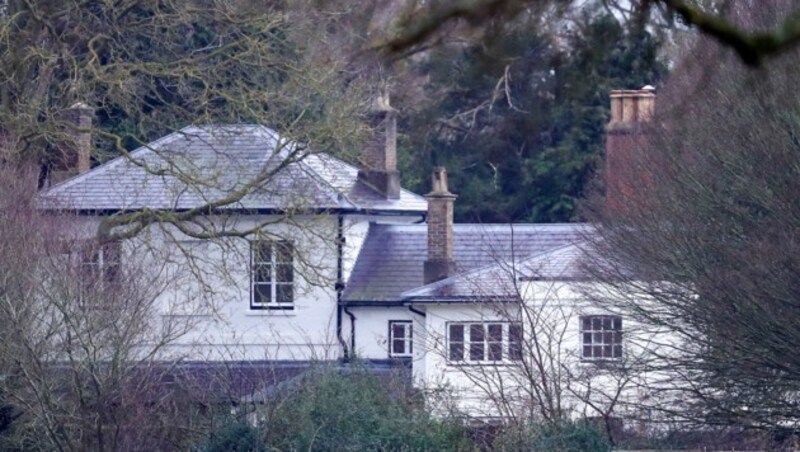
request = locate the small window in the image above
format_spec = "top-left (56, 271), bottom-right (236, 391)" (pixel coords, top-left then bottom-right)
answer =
top-left (447, 322), bottom-right (522, 364)
top-left (79, 240), bottom-right (121, 290)
top-left (251, 240), bottom-right (294, 310)
top-left (580, 315), bottom-right (623, 360)
top-left (389, 321), bottom-right (412, 357)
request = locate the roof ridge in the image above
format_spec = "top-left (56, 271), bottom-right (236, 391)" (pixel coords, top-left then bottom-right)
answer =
top-left (295, 153), bottom-right (354, 207)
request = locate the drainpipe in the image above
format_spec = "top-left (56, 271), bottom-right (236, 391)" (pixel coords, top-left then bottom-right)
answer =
top-left (335, 214), bottom-right (349, 360)
top-left (344, 306), bottom-right (356, 356)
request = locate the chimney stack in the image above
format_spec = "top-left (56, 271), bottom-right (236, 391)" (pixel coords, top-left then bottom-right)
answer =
top-left (358, 91), bottom-right (400, 199)
top-left (50, 102), bottom-right (93, 184)
top-left (424, 167), bottom-right (457, 284)
top-left (605, 86), bottom-right (655, 212)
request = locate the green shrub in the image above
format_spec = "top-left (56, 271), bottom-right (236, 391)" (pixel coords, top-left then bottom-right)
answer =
top-left (197, 364), bottom-right (473, 452)
top-left (493, 419), bottom-right (611, 452)
top-left (195, 421), bottom-right (263, 452)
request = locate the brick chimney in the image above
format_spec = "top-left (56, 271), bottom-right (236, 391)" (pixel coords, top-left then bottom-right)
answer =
top-left (605, 86), bottom-right (655, 212)
top-left (358, 91), bottom-right (401, 199)
top-left (50, 102), bottom-right (93, 184)
top-left (424, 167), bottom-right (457, 284)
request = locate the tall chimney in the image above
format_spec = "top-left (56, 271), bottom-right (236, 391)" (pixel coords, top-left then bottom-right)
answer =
top-left (605, 86), bottom-right (655, 212)
top-left (424, 167), bottom-right (457, 284)
top-left (50, 102), bottom-right (93, 184)
top-left (358, 91), bottom-right (401, 199)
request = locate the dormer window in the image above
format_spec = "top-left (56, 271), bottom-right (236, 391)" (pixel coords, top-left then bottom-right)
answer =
top-left (251, 240), bottom-right (294, 310)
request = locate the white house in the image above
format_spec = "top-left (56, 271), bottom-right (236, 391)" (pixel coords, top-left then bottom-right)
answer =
top-left (36, 88), bottom-right (668, 422)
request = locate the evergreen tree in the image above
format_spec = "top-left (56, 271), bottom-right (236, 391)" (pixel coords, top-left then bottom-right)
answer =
top-left (401, 8), bottom-right (667, 222)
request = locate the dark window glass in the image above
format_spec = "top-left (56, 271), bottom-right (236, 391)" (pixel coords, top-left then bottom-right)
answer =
top-left (276, 285), bottom-right (293, 304)
top-left (254, 264), bottom-right (271, 282)
top-left (509, 323), bottom-right (523, 361)
top-left (449, 324), bottom-right (464, 361)
top-left (469, 324), bottom-right (485, 361)
top-left (103, 241), bottom-right (121, 283)
top-left (254, 285), bottom-right (271, 304)
top-left (487, 324), bottom-right (503, 361)
top-left (392, 324), bottom-right (406, 339)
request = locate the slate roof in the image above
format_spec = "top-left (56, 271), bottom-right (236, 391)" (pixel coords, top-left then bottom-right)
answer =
top-left (401, 242), bottom-right (591, 302)
top-left (343, 223), bottom-right (590, 304)
top-left (39, 125), bottom-right (427, 213)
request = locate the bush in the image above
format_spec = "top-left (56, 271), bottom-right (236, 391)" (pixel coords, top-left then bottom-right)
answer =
top-left (493, 419), bottom-right (611, 452)
top-left (195, 421), bottom-right (263, 452)
top-left (197, 364), bottom-right (473, 451)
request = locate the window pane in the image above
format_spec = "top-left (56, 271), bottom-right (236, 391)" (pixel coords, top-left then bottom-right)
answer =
top-left (392, 339), bottom-right (405, 355)
top-left (470, 324), bottom-right (484, 342)
top-left (592, 317), bottom-right (602, 330)
top-left (254, 263), bottom-right (271, 282)
top-left (253, 242), bottom-right (271, 263)
top-left (583, 345), bottom-right (592, 358)
top-left (488, 342), bottom-right (502, 361)
top-left (509, 323), bottom-right (523, 360)
top-left (603, 317), bottom-right (612, 330)
top-left (103, 242), bottom-right (121, 283)
top-left (254, 284), bottom-right (271, 305)
top-left (487, 324), bottom-right (502, 341)
top-left (614, 345), bottom-right (623, 358)
top-left (594, 333), bottom-right (603, 343)
top-left (449, 341), bottom-right (463, 361)
top-left (613, 332), bottom-right (623, 344)
top-left (604, 332), bottom-right (613, 344)
top-left (276, 285), bottom-right (293, 304)
top-left (470, 341), bottom-right (485, 361)
top-left (583, 333), bottom-right (592, 344)
top-left (449, 324), bottom-right (464, 361)
top-left (582, 317), bottom-right (591, 331)
top-left (613, 317), bottom-right (622, 330)
top-left (392, 324), bottom-right (406, 339)
top-left (275, 242), bottom-right (293, 263)
top-left (276, 264), bottom-right (293, 283)
top-left (449, 324), bottom-right (464, 342)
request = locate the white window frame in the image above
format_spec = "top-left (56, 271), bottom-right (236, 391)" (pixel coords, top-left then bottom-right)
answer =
top-left (580, 315), bottom-right (623, 361)
top-left (78, 240), bottom-right (121, 289)
top-left (447, 322), bottom-right (523, 364)
top-left (388, 321), bottom-right (413, 358)
top-left (250, 240), bottom-right (294, 310)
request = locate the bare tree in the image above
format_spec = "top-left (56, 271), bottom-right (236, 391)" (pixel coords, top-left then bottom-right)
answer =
top-left (583, 1), bottom-right (800, 433)
top-left (411, 238), bottom-right (661, 445)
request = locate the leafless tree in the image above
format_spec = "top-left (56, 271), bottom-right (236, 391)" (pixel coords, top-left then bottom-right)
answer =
top-left (413, 241), bottom-right (661, 445)
top-left (583, 0), bottom-right (800, 433)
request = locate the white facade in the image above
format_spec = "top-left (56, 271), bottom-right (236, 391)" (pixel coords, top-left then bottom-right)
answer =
top-left (407, 280), bottom-right (675, 421)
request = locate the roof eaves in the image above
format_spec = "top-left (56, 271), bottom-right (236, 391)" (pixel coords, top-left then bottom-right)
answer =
top-left (404, 295), bottom-right (521, 304)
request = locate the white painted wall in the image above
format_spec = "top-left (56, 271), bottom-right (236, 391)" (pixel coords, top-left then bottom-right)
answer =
top-left (414, 281), bottom-right (675, 421)
top-left (64, 212), bottom-right (427, 363)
